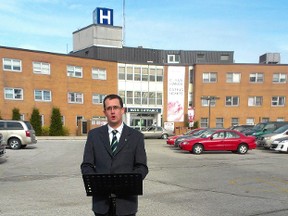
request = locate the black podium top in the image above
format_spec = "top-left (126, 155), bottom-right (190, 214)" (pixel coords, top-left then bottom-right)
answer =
top-left (82, 173), bottom-right (143, 196)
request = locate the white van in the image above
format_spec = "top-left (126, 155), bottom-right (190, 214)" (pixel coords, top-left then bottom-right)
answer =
top-left (0, 120), bottom-right (37, 149)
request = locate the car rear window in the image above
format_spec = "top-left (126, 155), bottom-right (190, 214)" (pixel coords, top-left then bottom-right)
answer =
top-left (0, 122), bottom-right (4, 130)
top-left (24, 121), bottom-right (34, 130)
top-left (7, 122), bottom-right (24, 130)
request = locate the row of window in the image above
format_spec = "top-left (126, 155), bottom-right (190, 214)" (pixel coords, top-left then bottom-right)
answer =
top-left (200, 117), bottom-right (285, 128)
top-left (203, 72), bottom-right (287, 83)
top-left (4, 88), bottom-right (163, 106)
top-left (118, 65), bottom-right (164, 82)
top-left (202, 96), bottom-right (286, 107)
top-left (2, 58), bottom-right (107, 80)
top-left (119, 91), bottom-right (163, 106)
top-left (4, 88), bottom-right (106, 104)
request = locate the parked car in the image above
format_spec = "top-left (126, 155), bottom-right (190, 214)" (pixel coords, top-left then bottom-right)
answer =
top-left (0, 133), bottom-right (6, 158)
top-left (228, 125), bottom-right (254, 133)
top-left (243, 121), bottom-right (288, 139)
top-left (257, 124), bottom-right (288, 149)
top-left (0, 120), bottom-right (37, 149)
top-left (270, 137), bottom-right (288, 153)
top-left (173, 128), bottom-right (214, 147)
top-left (166, 128), bottom-right (203, 145)
top-left (141, 126), bottom-right (174, 139)
top-left (179, 129), bottom-right (256, 155)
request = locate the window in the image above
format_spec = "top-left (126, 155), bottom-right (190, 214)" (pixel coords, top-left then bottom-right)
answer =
top-left (67, 65), bottom-right (82, 78)
top-left (203, 72), bottom-right (217, 83)
top-left (126, 91), bottom-right (133, 104)
top-left (134, 67), bottom-right (141, 81)
top-left (157, 92), bottom-right (162, 105)
top-left (92, 94), bottom-right (106, 104)
top-left (41, 115), bottom-right (45, 126)
top-left (142, 92), bottom-right (148, 105)
top-left (142, 68), bottom-right (148, 81)
top-left (156, 68), bottom-right (163, 82)
top-left (34, 90), bottom-right (51, 102)
top-left (92, 67), bottom-right (106, 80)
top-left (273, 73), bottom-right (287, 83)
top-left (61, 116), bottom-right (65, 126)
top-left (271, 96), bottom-right (285, 106)
top-left (196, 54), bottom-right (205, 63)
top-left (200, 118), bottom-right (208, 128)
top-left (216, 118), bottom-right (224, 128)
top-left (226, 96), bottom-right (239, 106)
top-left (248, 96), bottom-right (262, 106)
top-left (134, 91), bottom-right (141, 104)
top-left (76, 116), bottom-right (83, 127)
top-left (220, 55), bottom-right (230, 61)
top-left (149, 92), bottom-right (155, 105)
top-left (149, 68), bottom-right (156, 82)
top-left (250, 73), bottom-right (263, 83)
top-left (231, 118), bottom-right (239, 126)
top-left (119, 91), bottom-right (125, 104)
top-left (201, 98), bottom-right (216, 107)
top-left (33, 62), bottom-right (50, 74)
top-left (246, 118), bottom-right (254, 125)
top-left (68, 92), bottom-right (83, 104)
top-left (277, 118), bottom-right (285, 122)
top-left (3, 58), bottom-right (22, 72)
top-left (4, 88), bottom-right (23, 100)
top-left (127, 67), bottom-right (133, 80)
top-left (118, 66), bottom-right (125, 80)
top-left (261, 118), bottom-right (269, 123)
top-left (167, 54), bottom-right (180, 63)
top-left (226, 73), bottom-right (241, 83)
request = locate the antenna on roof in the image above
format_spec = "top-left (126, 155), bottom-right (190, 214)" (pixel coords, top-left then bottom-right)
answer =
top-left (122, 0), bottom-right (126, 46)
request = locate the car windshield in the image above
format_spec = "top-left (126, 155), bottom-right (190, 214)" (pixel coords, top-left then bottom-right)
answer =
top-left (199, 130), bottom-right (215, 138)
top-left (252, 123), bottom-right (266, 131)
top-left (273, 124), bottom-right (288, 133)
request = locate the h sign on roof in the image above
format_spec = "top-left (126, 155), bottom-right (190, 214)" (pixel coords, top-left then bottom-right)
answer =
top-left (93, 7), bottom-right (114, 26)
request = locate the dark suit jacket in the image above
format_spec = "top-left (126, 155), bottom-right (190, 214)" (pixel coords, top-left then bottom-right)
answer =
top-left (81, 124), bottom-right (148, 215)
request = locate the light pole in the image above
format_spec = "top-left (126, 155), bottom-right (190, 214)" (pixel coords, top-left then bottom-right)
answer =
top-left (201, 96), bottom-right (220, 128)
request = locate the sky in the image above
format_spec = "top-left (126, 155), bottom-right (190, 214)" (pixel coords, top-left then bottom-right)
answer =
top-left (1, 0), bottom-right (288, 63)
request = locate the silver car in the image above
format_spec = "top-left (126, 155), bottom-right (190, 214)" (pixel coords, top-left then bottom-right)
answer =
top-left (0, 133), bottom-right (6, 158)
top-left (0, 120), bottom-right (37, 149)
top-left (141, 126), bottom-right (174, 139)
top-left (258, 124), bottom-right (288, 149)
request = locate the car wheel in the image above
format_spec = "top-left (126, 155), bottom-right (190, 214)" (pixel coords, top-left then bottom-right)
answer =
top-left (9, 138), bottom-right (22, 150)
top-left (237, 143), bottom-right (248, 154)
top-left (161, 134), bottom-right (168, 139)
top-left (192, 144), bottom-right (204, 155)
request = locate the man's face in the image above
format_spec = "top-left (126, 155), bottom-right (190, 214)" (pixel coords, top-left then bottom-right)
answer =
top-left (103, 98), bottom-right (124, 128)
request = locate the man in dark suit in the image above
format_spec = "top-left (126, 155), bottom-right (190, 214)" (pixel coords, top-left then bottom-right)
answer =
top-left (81, 94), bottom-right (148, 216)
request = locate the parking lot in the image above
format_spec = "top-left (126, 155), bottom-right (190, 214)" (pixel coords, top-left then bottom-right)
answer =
top-left (0, 138), bottom-right (288, 216)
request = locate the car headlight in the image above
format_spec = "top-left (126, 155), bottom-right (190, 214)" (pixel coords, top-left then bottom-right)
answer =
top-left (264, 137), bottom-right (271, 140)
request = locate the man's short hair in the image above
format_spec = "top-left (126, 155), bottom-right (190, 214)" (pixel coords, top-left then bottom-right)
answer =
top-left (103, 94), bottom-right (124, 109)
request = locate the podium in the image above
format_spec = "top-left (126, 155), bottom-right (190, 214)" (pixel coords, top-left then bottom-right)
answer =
top-left (82, 173), bottom-right (143, 216)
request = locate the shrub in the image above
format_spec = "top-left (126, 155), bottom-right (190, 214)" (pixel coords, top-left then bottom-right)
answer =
top-left (30, 108), bottom-right (42, 136)
top-left (41, 126), bottom-right (50, 136)
top-left (12, 108), bottom-right (21, 120)
top-left (49, 107), bottom-right (63, 136)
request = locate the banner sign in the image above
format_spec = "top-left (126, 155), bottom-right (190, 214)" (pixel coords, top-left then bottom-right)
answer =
top-left (167, 66), bottom-right (185, 122)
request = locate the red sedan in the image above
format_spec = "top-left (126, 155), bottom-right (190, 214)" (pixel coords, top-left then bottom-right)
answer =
top-left (179, 129), bottom-right (256, 154)
top-left (166, 128), bottom-right (203, 145)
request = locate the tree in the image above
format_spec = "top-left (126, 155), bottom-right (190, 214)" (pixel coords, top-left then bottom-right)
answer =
top-left (30, 108), bottom-right (42, 136)
top-left (49, 107), bottom-right (63, 136)
top-left (12, 108), bottom-right (21, 120)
